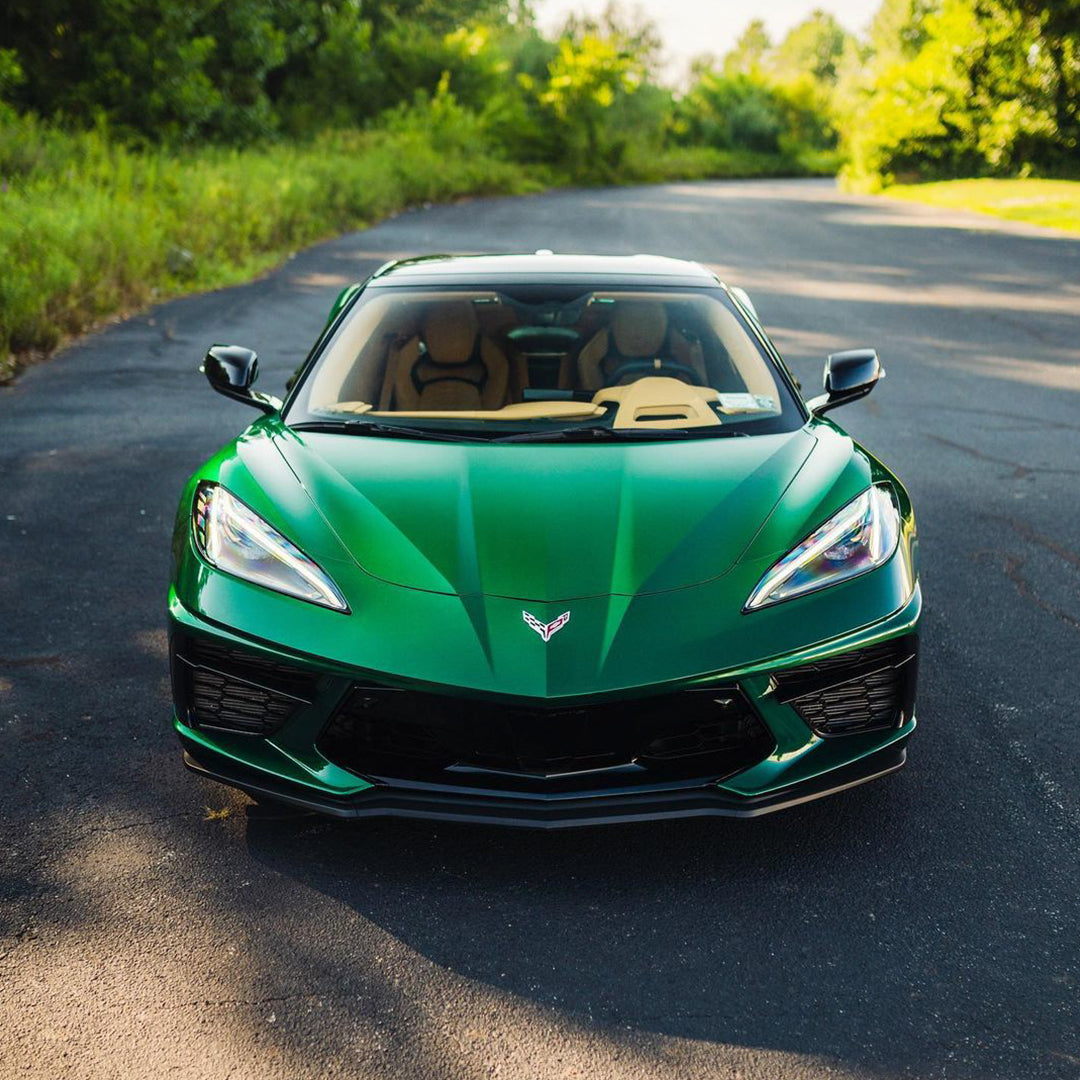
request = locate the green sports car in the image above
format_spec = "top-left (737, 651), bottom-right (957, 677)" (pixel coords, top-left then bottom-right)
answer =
top-left (169, 253), bottom-right (919, 827)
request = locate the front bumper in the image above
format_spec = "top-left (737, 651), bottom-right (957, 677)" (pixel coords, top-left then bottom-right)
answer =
top-left (181, 737), bottom-right (910, 828)
top-left (169, 585), bottom-right (920, 828)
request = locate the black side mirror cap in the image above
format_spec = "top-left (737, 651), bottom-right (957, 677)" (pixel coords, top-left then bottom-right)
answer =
top-left (201, 345), bottom-right (282, 414)
top-left (807, 348), bottom-right (884, 416)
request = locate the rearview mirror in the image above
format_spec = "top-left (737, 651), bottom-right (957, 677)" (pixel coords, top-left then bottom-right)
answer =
top-left (807, 349), bottom-right (884, 416)
top-left (202, 345), bottom-right (282, 414)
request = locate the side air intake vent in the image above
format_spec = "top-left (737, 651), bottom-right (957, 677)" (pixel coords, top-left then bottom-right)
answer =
top-left (773, 636), bottom-right (918, 737)
top-left (170, 634), bottom-right (317, 736)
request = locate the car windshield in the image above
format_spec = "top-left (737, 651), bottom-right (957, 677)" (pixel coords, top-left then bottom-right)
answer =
top-left (284, 284), bottom-right (804, 439)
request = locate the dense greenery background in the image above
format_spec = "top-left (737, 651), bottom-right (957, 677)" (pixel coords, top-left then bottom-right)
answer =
top-left (0, 0), bottom-right (1076, 377)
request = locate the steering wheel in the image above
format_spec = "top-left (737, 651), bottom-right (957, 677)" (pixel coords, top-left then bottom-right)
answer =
top-left (607, 359), bottom-right (701, 385)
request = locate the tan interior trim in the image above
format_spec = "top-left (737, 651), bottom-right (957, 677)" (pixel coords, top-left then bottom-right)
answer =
top-left (320, 378), bottom-right (728, 428)
top-left (321, 401), bottom-right (374, 415)
top-left (323, 401), bottom-right (606, 421)
top-left (596, 377), bottom-right (722, 429)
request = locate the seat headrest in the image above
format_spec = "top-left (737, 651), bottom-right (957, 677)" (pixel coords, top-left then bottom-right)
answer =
top-left (423, 302), bottom-right (479, 365)
top-left (611, 302), bottom-right (668, 357)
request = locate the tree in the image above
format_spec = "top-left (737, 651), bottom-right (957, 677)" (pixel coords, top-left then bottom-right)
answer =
top-left (560, 1), bottom-right (663, 77)
top-left (0, 0), bottom-right (521, 141)
top-left (0, 0), bottom-right (285, 141)
top-left (835, 0), bottom-right (1071, 186)
top-left (770, 10), bottom-right (852, 84)
top-left (723, 20), bottom-right (771, 76)
top-left (539, 33), bottom-right (645, 175)
top-left (1001, 0), bottom-right (1080, 156)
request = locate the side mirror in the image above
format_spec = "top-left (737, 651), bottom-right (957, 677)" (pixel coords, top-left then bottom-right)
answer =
top-left (807, 348), bottom-right (884, 416)
top-left (201, 345), bottom-right (282, 414)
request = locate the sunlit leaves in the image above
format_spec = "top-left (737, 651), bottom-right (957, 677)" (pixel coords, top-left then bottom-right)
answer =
top-left (836, 0), bottom-right (1076, 186)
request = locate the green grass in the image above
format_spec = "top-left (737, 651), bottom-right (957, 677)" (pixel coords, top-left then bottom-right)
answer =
top-left (0, 105), bottom-right (539, 382)
top-left (883, 178), bottom-right (1080, 235)
top-left (620, 145), bottom-right (842, 184)
top-left (0, 107), bottom-right (837, 382)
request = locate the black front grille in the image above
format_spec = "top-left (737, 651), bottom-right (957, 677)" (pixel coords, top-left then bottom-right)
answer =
top-left (774, 635), bottom-right (918, 737)
top-left (318, 683), bottom-right (774, 792)
top-left (171, 634), bottom-right (318, 736)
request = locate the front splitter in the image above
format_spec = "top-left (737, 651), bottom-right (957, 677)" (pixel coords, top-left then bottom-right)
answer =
top-left (182, 736), bottom-right (909, 829)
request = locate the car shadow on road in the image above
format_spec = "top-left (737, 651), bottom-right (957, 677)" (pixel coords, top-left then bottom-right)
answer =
top-left (238, 662), bottom-right (1076, 1080)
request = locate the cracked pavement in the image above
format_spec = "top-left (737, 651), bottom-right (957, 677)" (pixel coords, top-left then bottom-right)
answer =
top-left (2, 179), bottom-right (1079, 1079)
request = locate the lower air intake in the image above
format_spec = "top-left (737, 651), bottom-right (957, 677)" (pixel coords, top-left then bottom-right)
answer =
top-left (319, 683), bottom-right (775, 793)
top-left (170, 634), bottom-right (317, 737)
top-left (774, 635), bottom-right (918, 737)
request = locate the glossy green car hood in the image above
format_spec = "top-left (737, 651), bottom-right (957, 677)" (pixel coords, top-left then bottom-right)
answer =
top-left (270, 424), bottom-right (818, 602)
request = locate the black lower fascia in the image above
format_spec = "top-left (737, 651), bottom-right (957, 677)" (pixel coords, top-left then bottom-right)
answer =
top-left (180, 735), bottom-right (909, 830)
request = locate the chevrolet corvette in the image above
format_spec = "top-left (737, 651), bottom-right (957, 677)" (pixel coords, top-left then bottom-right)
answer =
top-left (169, 253), bottom-right (919, 827)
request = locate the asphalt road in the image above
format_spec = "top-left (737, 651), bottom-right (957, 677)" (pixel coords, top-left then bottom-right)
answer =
top-left (2, 179), bottom-right (1079, 1080)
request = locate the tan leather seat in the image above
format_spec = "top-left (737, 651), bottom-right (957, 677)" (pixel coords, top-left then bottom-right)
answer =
top-left (379, 302), bottom-right (509, 411)
top-left (577, 302), bottom-right (707, 391)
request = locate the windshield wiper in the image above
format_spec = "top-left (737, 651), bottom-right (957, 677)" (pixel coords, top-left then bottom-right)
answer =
top-left (289, 419), bottom-right (487, 443)
top-left (290, 419), bottom-right (751, 444)
top-left (495, 426), bottom-right (751, 443)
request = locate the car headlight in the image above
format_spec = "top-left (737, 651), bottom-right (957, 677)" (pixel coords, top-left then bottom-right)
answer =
top-left (745, 484), bottom-right (900, 611)
top-left (192, 482), bottom-right (349, 612)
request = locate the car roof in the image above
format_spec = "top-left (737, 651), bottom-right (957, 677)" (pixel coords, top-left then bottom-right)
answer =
top-left (368, 252), bottom-right (719, 288)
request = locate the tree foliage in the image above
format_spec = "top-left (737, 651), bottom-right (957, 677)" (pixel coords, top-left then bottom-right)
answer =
top-left (684, 0), bottom-right (1076, 187)
top-left (0, 0), bottom-right (1074, 187)
top-left (0, 0), bottom-right (511, 140)
top-left (677, 10), bottom-right (850, 160)
top-left (770, 10), bottom-right (851, 84)
top-left (723, 21), bottom-right (773, 77)
top-left (835, 0), bottom-right (1079, 185)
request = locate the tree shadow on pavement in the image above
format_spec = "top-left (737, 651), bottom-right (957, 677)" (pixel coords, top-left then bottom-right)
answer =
top-left (239, 645), bottom-right (1079, 1080)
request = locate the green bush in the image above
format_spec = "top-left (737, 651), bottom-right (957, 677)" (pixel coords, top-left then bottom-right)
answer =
top-left (619, 145), bottom-right (839, 184)
top-left (835, 0), bottom-right (1078, 189)
top-left (673, 72), bottom-right (838, 159)
top-left (0, 100), bottom-right (533, 380)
